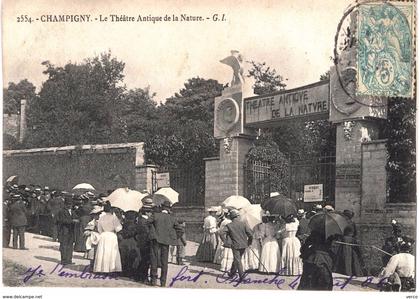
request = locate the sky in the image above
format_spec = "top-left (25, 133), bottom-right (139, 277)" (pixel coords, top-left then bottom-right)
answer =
top-left (3, 0), bottom-right (353, 103)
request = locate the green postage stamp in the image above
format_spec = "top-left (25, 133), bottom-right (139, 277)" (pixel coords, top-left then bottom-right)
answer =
top-left (357, 1), bottom-right (415, 98)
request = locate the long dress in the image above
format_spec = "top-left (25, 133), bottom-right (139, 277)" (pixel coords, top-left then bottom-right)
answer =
top-left (216, 218), bottom-right (234, 272)
top-left (118, 219), bottom-right (140, 277)
top-left (333, 235), bottom-right (365, 276)
top-left (280, 220), bottom-right (303, 275)
top-left (94, 213), bottom-right (123, 273)
top-left (242, 222), bottom-right (263, 271)
top-left (196, 215), bottom-right (218, 262)
top-left (259, 222), bottom-right (281, 273)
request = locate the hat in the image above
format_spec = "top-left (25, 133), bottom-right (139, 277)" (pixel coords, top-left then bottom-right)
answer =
top-left (270, 192), bottom-right (280, 197)
top-left (324, 205), bottom-right (334, 211)
top-left (12, 184), bottom-right (18, 189)
top-left (229, 209), bottom-right (240, 219)
top-left (35, 187), bottom-right (42, 192)
top-left (142, 196), bottom-right (154, 205)
top-left (44, 186), bottom-right (50, 191)
top-left (162, 200), bottom-right (172, 209)
top-left (24, 187), bottom-right (31, 192)
top-left (343, 209), bottom-right (354, 219)
top-left (86, 191), bottom-right (95, 198)
top-left (315, 204), bottom-right (323, 210)
top-left (207, 206), bottom-right (219, 213)
top-left (90, 205), bottom-right (103, 215)
top-left (12, 194), bottom-right (22, 199)
top-left (297, 209), bottom-right (305, 215)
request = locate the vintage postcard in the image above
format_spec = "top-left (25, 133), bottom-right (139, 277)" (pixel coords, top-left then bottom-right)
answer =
top-left (1, 0), bottom-right (417, 298)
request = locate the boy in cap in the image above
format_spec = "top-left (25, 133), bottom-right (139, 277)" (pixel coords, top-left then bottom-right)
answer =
top-left (135, 198), bottom-right (154, 283)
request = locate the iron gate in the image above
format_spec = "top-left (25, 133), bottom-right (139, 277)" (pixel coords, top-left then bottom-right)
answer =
top-left (244, 159), bottom-right (271, 204)
top-left (289, 153), bottom-right (336, 207)
top-left (152, 166), bottom-right (205, 206)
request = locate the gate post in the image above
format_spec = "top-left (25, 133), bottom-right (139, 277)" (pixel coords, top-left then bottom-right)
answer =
top-left (205, 79), bottom-right (256, 209)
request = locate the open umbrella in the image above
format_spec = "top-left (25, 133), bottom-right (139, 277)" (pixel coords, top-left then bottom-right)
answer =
top-left (239, 204), bottom-right (262, 230)
top-left (106, 188), bottom-right (148, 212)
top-left (153, 187), bottom-right (179, 206)
top-left (6, 175), bottom-right (18, 185)
top-left (222, 195), bottom-right (251, 210)
top-left (308, 211), bottom-right (352, 239)
top-left (261, 194), bottom-right (297, 218)
top-left (73, 183), bottom-right (95, 191)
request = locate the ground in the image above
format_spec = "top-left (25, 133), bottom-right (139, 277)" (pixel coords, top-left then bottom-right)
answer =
top-left (2, 232), bottom-right (383, 291)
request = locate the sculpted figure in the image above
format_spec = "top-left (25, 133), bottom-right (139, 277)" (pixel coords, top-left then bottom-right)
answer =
top-left (220, 50), bottom-right (245, 86)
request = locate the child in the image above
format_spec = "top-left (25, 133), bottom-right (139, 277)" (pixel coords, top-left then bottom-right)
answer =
top-left (175, 220), bottom-right (187, 265)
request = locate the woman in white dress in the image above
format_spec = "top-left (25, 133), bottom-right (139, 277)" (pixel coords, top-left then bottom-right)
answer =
top-left (217, 213), bottom-right (234, 272)
top-left (259, 216), bottom-right (281, 273)
top-left (196, 207), bottom-right (218, 262)
top-left (242, 221), bottom-right (263, 271)
top-left (280, 214), bottom-right (303, 275)
top-left (93, 202), bottom-right (123, 273)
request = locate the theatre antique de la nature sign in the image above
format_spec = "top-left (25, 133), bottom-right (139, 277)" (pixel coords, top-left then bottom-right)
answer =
top-left (244, 81), bottom-right (329, 127)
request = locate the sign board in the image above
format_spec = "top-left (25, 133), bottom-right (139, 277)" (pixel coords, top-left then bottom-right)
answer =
top-left (156, 172), bottom-right (170, 188)
top-left (244, 81), bottom-right (329, 126)
top-left (304, 184), bottom-right (323, 202)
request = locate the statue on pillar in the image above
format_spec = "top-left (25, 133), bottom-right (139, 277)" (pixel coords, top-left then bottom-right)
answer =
top-left (220, 50), bottom-right (245, 86)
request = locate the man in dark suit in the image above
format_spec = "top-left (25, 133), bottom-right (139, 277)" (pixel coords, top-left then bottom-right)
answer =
top-left (57, 198), bottom-right (78, 265)
top-left (149, 200), bottom-right (179, 287)
top-left (47, 192), bottom-right (65, 241)
top-left (221, 209), bottom-right (253, 280)
top-left (9, 194), bottom-right (28, 250)
top-left (135, 197), bottom-right (154, 283)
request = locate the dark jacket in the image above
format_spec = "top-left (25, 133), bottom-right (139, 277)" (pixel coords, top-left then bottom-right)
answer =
top-left (9, 200), bottom-right (28, 227)
top-left (135, 216), bottom-right (152, 248)
top-left (149, 212), bottom-right (178, 246)
top-left (222, 218), bottom-right (253, 249)
top-left (57, 208), bottom-right (76, 243)
top-left (47, 196), bottom-right (65, 217)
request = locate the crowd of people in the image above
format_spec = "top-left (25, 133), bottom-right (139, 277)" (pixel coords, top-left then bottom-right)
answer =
top-left (2, 183), bottom-right (415, 291)
top-left (3, 183), bottom-right (186, 287)
top-left (194, 203), bottom-right (416, 291)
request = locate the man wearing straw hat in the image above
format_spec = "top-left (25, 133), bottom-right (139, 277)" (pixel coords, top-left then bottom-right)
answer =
top-left (221, 209), bottom-right (253, 281)
top-left (149, 200), bottom-right (179, 287)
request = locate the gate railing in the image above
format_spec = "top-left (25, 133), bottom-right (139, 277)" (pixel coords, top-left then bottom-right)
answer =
top-left (244, 159), bottom-right (271, 204)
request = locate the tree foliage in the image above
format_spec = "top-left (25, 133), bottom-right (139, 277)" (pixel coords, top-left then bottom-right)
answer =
top-left (145, 77), bottom-right (224, 168)
top-left (24, 52), bottom-right (127, 147)
top-left (3, 79), bottom-right (36, 115)
top-left (247, 61), bottom-right (286, 95)
top-left (383, 98), bottom-right (416, 202)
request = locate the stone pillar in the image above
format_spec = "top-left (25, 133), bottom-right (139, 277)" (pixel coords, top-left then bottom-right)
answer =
top-left (205, 135), bottom-right (254, 209)
top-left (335, 120), bottom-right (380, 220)
top-left (19, 99), bottom-right (27, 143)
top-left (135, 164), bottom-right (157, 194)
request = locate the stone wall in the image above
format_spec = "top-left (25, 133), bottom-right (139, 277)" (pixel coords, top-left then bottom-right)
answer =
top-left (204, 135), bottom-right (254, 209)
top-left (357, 139), bottom-right (416, 273)
top-left (3, 143), bottom-right (146, 193)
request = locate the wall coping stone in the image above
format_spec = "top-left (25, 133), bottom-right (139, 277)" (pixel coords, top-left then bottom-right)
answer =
top-left (204, 156), bottom-right (220, 161)
top-left (3, 142), bottom-right (145, 166)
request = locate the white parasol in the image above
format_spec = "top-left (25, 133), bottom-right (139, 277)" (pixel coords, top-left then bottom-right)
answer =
top-left (106, 188), bottom-right (148, 212)
top-left (222, 195), bottom-right (252, 210)
top-left (153, 187), bottom-right (179, 206)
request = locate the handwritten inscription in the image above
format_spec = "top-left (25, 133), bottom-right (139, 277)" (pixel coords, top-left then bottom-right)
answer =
top-left (244, 82), bottom-right (329, 125)
top-left (22, 264), bottom-right (118, 283)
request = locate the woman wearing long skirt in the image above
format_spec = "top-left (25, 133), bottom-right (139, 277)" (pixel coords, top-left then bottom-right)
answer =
top-left (196, 207), bottom-right (218, 262)
top-left (280, 215), bottom-right (303, 275)
top-left (259, 217), bottom-right (281, 273)
top-left (94, 202), bottom-right (123, 273)
top-left (118, 211), bottom-right (140, 278)
top-left (242, 222), bottom-right (263, 271)
top-left (216, 214), bottom-right (234, 272)
top-left (213, 210), bottom-right (229, 264)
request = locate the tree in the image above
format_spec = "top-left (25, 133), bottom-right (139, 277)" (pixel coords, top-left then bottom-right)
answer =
top-left (383, 98), bottom-right (416, 202)
top-left (247, 61), bottom-right (286, 95)
top-left (24, 52), bottom-right (127, 147)
top-left (145, 77), bottom-right (224, 168)
top-left (3, 79), bottom-right (36, 115)
top-left (121, 87), bottom-right (158, 142)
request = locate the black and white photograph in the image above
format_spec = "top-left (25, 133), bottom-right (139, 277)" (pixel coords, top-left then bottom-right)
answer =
top-left (1, 0), bottom-right (417, 298)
